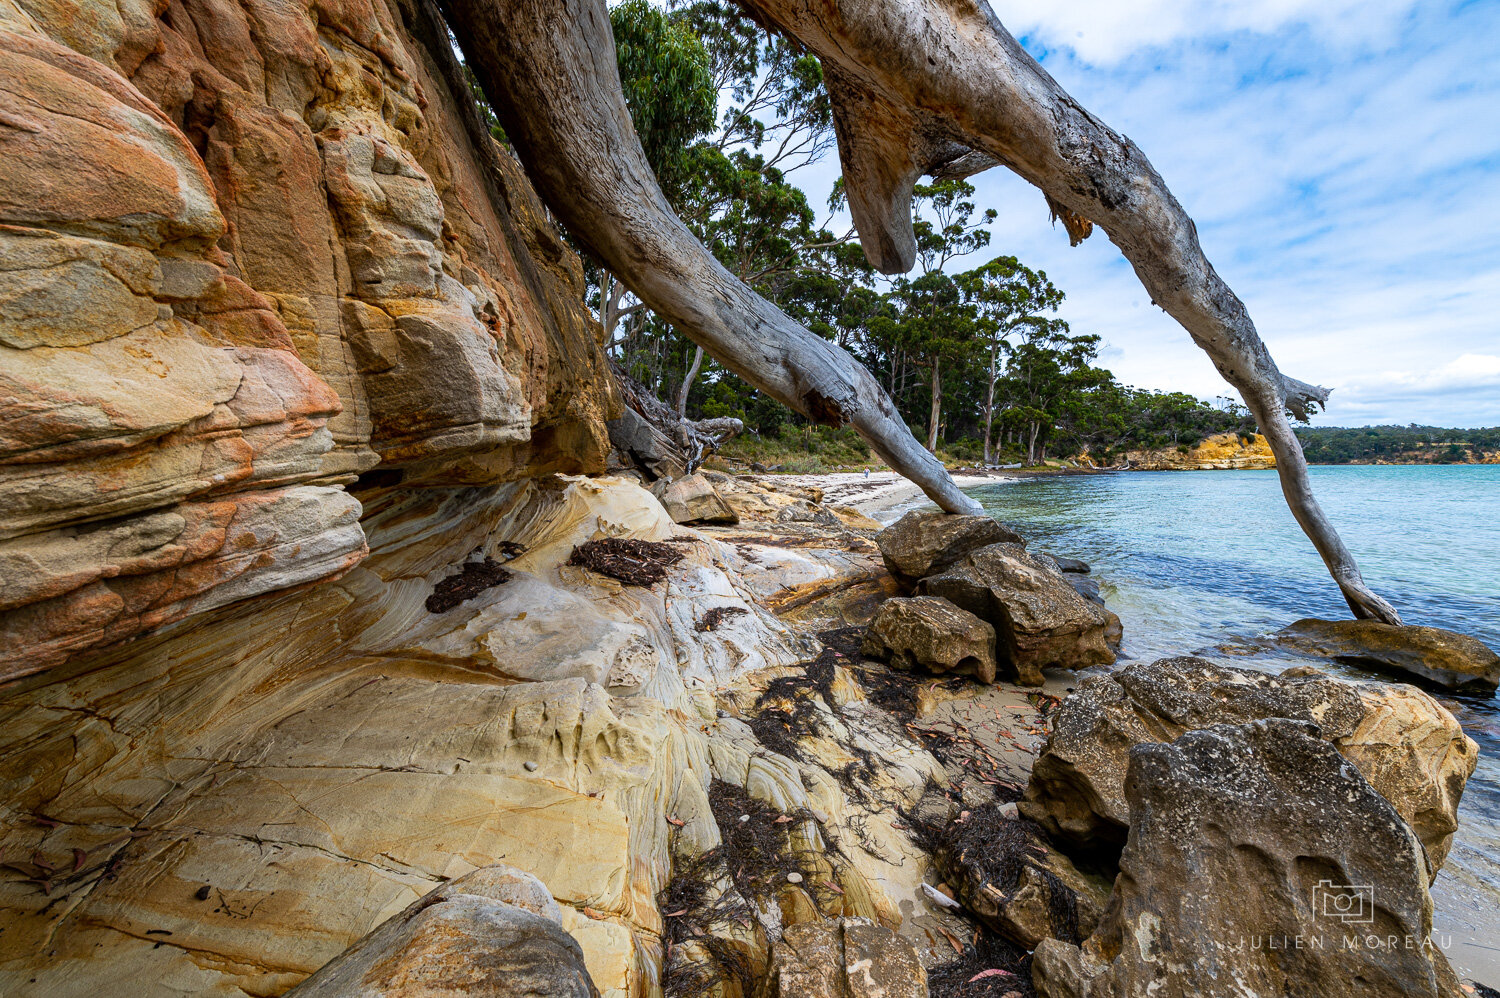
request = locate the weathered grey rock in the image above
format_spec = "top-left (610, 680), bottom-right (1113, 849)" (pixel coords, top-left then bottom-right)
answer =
top-left (1278, 618), bottom-right (1500, 694)
top-left (652, 472), bottom-right (738, 524)
top-left (287, 865), bottom-right (597, 997)
top-left (918, 543), bottom-right (1115, 685)
top-left (1045, 554), bottom-right (1091, 574)
top-left (760, 918), bottom-right (927, 998)
top-left (1031, 719), bottom-right (1463, 998)
top-left (875, 510), bottom-right (1021, 590)
top-left (861, 595), bottom-right (998, 684)
top-left (1021, 658), bottom-right (1478, 878)
top-left (607, 407), bottom-right (688, 481)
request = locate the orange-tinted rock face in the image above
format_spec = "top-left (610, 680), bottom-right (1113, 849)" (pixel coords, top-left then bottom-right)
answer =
top-left (0, 0), bottom-right (615, 679)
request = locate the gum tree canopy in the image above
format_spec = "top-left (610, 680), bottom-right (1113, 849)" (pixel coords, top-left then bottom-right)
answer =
top-left (437, 0), bottom-right (1401, 625)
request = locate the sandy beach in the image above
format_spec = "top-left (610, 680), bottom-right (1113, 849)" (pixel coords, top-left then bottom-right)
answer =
top-left (773, 469), bottom-right (1020, 522)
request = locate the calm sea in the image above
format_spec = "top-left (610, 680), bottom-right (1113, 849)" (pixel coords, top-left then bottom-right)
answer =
top-left (964, 466), bottom-right (1500, 983)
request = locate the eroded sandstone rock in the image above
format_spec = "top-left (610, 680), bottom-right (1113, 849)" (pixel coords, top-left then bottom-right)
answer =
top-left (918, 543), bottom-right (1115, 685)
top-left (1031, 719), bottom-right (1462, 998)
top-left (653, 472), bottom-right (738, 524)
top-left (760, 918), bottom-right (927, 998)
top-left (287, 865), bottom-right (598, 998)
top-left (1021, 658), bottom-right (1478, 878)
top-left (860, 595), bottom-right (998, 684)
top-left (1278, 618), bottom-right (1500, 694)
top-left (875, 509), bottom-right (1021, 590)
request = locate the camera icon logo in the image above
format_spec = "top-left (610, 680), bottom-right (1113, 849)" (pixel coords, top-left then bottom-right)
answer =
top-left (1312, 880), bottom-right (1375, 925)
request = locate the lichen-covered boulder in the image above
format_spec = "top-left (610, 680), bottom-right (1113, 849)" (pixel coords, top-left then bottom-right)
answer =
top-left (1021, 658), bottom-right (1478, 878)
top-left (918, 543), bottom-right (1115, 685)
top-left (287, 865), bottom-right (597, 997)
top-left (652, 472), bottom-right (738, 524)
top-left (875, 510), bottom-right (1021, 590)
top-left (761, 918), bottom-right (927, 998)
top-left (1032, 719), bottom-right (1463, 998)
top-left (1278, 618), bottom-right (1500, 694)
top-left (860, 595), bottom-right (998, 684)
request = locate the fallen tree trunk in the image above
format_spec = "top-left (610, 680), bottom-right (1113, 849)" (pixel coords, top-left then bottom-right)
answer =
top-left (440, 0), bottom-right (1397, 621)
top-left (436, 0), bottom-right (984, 515)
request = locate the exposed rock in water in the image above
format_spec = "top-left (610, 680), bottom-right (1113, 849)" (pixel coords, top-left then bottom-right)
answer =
top-left (918, 543), bottom-right (1116, 686)
top-left (761, 919), bottom-right (927, 998)
top-left (861, 595), bottom-right (999, 684)
top-left (1031, 719), bottom-right (1463, 998)
top-left (876, 510), bottom-right (1022, 591)
top-left (1021, 658), bottom-right (1478, 877)
top-left (1043, 554), bottom-right (1091, 574)
top-left (652, 472), bottom-right (739, 525)
top-left (287, 865), bottom-right (598, 997)
top-left (1278, 618), bottom-right (1500, 694)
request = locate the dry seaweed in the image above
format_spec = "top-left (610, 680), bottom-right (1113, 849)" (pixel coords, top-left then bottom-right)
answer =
top-left (696, 606), bottom-right (750, 632)
top-left (926, 929), bottom-right (1037, 998)
top-left (658, 780), bottom-right (841, 998)
top-left (567, 537), bottom-right (685, 585)
top-left (425, 557), bottom-right (512, 613)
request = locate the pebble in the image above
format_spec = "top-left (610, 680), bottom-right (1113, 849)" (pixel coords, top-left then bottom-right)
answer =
top-left (739, 814), bottom-right (750, 823)
top-left (524, 761), bottom-right (539, 772)
top-left (786, 872), bottom-right (803, 884)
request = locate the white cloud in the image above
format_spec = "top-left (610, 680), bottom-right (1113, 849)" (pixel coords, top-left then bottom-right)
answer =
top-left (991, 0), bottom-right (1417, 65)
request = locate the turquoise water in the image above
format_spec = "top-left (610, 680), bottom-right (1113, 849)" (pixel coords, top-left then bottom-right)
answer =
top-left (965, 466), bottom-right (1500, 982)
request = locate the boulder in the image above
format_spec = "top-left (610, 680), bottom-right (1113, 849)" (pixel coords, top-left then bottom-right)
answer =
top-left (287, 865), bottom-right (596, 997)
top-left (760, 918), bottom-right (927, 998)
top-left (924, 803), bottom-right (1111, 949)
top-left (918, 543), bottom-right (1115, 685)
top-left (861, 596), bottom-right (999, 684)
top-left (1278, 618), bottom-right (1500, 694)
top-left (652, 472), bottom-right (739, 524)
top-left (875, 510), bottom-right (1021, 590)
top-left (1045, 555), bottom-right (1092, 574)
top-left (1031, 719), bottom-right (1462, 998)
top-left (1021, 658), bottom-right (1478, 878)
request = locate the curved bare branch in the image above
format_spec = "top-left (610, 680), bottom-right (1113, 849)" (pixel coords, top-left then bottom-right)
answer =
top-left (733, 0), bottom-right (1399, 623)
top-left (436, 0), bottom-right (983, 515)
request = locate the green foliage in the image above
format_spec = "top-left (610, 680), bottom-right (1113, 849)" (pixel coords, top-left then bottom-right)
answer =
top-left (611, 0), bottom-right (717, 202)
top-left (1294, 425), bottom-right (1500, 464)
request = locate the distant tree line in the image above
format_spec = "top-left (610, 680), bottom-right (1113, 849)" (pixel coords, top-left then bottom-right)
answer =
top-left (1294, 426), bottom-right (1500, 464)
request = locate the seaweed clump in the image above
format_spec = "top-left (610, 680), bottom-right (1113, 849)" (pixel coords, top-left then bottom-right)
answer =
top-left (926, 929), bottom-right (1037, 998)
top-left (657, 780), bottom-right (842, 998)
top-left (425, 558), bottom-right (512, 613)
top-left (568, 537), bottom-right (684, 585)
top-left (696, 606), bottom-right (750, 632)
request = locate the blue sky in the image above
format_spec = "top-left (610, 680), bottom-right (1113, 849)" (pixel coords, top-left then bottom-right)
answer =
top-left (795, 0), bottom-right (1500, 427)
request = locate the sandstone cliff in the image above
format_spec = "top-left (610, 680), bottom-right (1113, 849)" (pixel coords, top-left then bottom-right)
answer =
top-left (1119, 431), bottom-right (1276, 470)
top-left (0, 0), bottom-right (617, 680)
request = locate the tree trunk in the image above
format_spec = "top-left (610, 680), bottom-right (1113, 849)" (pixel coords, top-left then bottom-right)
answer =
top-left (438, 0), bottom-right (983, 516)
top-left (676, 344), bottom-right (704, 417)
top-left (926, 362), bottom-right (941, 452)
top-left (982, 341), bottom-right (998, 465)
top-left (732, 0), bottom-right (1397, 623)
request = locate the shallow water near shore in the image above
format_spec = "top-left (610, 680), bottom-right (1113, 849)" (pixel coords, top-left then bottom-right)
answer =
top-left (961, 465), bottom-right (1500, 984)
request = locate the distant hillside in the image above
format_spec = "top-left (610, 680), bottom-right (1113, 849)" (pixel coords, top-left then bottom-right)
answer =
top-left (1294, 425), bottom-right (1500, 464)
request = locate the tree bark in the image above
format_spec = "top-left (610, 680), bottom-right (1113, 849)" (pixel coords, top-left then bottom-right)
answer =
top-left (438, 0), bottom-right (984, 515)
top-left (926, 363), bottom-right (941, 452)
top-left (676, 345), bottom-right (705, 417)
top-left (732, 0), bottom-right (1398, 623)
